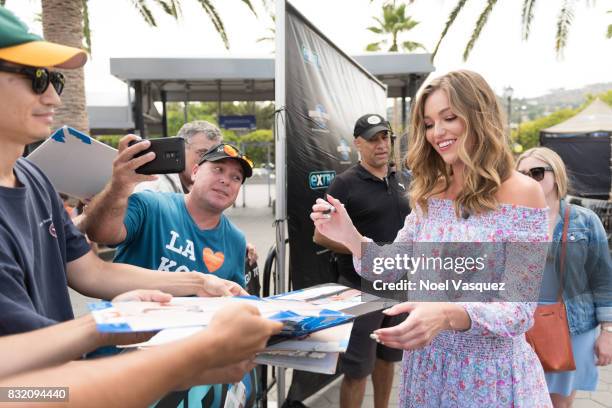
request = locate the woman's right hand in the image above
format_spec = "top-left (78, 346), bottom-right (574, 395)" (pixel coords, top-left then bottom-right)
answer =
top-left (310, 194), bottom-right (363, 255)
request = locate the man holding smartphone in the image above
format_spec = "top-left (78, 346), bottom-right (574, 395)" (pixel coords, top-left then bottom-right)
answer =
top-left (84, 139), bottom-right (254, 286)
top-left (130, 120), bottom-right (259, 268)
top-left (82, 140), bottom-right (259, 405)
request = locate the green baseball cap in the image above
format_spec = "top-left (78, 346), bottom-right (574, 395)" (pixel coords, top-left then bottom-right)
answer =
top-left (0, 6), bottom-right (86, 68)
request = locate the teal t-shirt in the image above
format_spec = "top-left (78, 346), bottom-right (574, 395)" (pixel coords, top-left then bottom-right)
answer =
top-left (114, 191), bottom-right (246, 286)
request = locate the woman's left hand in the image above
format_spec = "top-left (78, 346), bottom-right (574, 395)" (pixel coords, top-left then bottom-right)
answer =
top-left (595, 327), bottom-right (612, 366)
top-left (373, 302), bottom-right (451, 350)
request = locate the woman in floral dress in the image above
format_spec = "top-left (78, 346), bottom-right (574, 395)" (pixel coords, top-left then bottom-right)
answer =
top-left (311, 70), bottom-right (552, 407)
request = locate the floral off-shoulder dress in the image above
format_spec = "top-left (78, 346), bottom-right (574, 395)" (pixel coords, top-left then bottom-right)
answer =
top-left (354, 198), bottom-right (552, 408)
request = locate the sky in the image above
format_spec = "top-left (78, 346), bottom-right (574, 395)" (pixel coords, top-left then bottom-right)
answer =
top-left (5, 0), bottom-right (612, 105)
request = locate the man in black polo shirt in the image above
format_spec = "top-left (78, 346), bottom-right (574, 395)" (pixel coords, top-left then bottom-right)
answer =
top-left (314, 114), bottom-right (410, 408)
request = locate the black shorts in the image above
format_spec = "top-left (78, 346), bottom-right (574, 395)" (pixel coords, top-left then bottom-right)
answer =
top-left (338, 310), bottom-right (405, 379)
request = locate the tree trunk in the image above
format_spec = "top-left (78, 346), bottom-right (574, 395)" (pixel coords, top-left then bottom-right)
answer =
top-left (41, 0), bottom-right (89, 134)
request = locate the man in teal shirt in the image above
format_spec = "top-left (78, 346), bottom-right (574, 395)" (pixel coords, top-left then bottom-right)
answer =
top-left (84, 141), bottom-right (253, 287)
top-left (83, 142), bottom-right (257, 407)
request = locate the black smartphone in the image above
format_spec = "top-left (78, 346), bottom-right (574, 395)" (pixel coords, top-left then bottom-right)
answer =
top-left (128, 137), bottom-right (185, 175)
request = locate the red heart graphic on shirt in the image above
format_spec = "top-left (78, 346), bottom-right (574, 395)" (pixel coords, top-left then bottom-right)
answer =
top-left (203, 248), bottom-right (225, 273)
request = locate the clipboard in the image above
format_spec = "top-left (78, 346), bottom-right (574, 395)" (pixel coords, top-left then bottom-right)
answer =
top-left (27, 126), bottom-right (117, 199)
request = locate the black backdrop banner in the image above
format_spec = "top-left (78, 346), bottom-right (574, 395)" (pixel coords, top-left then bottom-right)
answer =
top-left (540, 132), bottom-right (611, 199)
top-left (285, 3), bottom-right (386, 290)
top-left (283, 2), bottom-right (387, 403)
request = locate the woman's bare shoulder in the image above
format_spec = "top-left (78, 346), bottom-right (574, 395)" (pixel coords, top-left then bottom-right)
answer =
top-left (496, 171), bottom-right (546, 209)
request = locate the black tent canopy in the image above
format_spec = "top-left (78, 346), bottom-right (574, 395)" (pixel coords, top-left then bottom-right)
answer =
top-left (540, 98), bottom-right (612, 200)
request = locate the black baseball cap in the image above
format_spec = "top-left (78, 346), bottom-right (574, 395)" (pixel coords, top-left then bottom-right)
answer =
top-left (198, 143), bottom-right (253, 181)
top-left (353, 114), bottom-right (390, 140)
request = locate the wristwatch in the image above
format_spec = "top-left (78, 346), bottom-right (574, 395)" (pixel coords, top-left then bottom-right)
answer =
top-left (603, 325), bottom-right (612, 333)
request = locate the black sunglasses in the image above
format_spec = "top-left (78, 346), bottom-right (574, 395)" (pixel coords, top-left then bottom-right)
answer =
top-left (0, 64), bottom-right (65, 95)
top-left (519, 166), bottom-right (553, 181)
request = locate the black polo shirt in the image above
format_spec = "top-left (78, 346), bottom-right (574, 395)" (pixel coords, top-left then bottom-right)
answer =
top-left (326, 163), bottom-right (411, 288)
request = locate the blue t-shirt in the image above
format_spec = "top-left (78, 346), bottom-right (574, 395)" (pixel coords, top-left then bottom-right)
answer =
top-left (112, 192), bottom-right (252, 408)
top-left (0, 158), bottom-right (90, 335)
top-left (114, 191), bottom-right (246, 286)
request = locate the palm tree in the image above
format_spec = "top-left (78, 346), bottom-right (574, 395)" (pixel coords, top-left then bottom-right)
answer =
top-left (607, 10), bottom-right (611, 38)
top-left (432, 0), bottom-right (607, 61)
top-left (366, 2), bottom-right (425, 52)
top-left (42, 0), bottom-right (89, 132)
top-left (37, 0), bottom-right (260, 133)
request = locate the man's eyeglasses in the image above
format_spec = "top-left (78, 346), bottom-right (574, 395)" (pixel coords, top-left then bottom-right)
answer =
top-left (0, 65), bottom-right (65, 95)
top-left (519, 166), bottom-right (553, 182)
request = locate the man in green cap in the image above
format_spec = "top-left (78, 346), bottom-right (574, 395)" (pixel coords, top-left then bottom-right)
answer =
top-left (0, 7), bottom-right (284, 403)
top-left (0, 3), bottom-right (281, 372)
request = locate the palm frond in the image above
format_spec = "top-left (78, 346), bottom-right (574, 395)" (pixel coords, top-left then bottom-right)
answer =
top-left (153, 0), bottom-right (181, 20)
top-left (402, 40), bottom-right (426, 52)
top-left (240, 0), bottom-right (258, 17)
top-left (82, 0), bottom-right (92, 54)
top-left (432, 0), bottom-right (468, 60)
top-left (195, 0), bottom-right (230, 49)
top-left (373, 16), bottom-right (386, 30)
top-left (170, 0), bottom-right (182, 18)
top-left (130, 0), bottom-right (157, 26)
top-left (521, 0), bottom-right (536, 40)
top-left (608, 24), bottom-right (612, 39)
top-left (366, 41), bottom-right (383, 51)
top-left (396, 4), bottom-right (406, 19)
top-left (462, 0), bottom-right (498, 61)
top-left (256, 36), bottom-right (274, 43)
top-left (152, 1), bottom-right (172, 17)
top-left (397, 18), bottom-right (419, 31)
top-left (367, 26), bottom-right (383, 34)
top-left (555, 0), bottom-right (575, 58)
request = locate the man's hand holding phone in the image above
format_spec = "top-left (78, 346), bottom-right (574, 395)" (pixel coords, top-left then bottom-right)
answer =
top-left (110, 135), bottom-right (158, 195)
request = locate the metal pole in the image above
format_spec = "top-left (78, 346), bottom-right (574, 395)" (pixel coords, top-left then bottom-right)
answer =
top-left (401, 84), bottom-right (407, 131)
top-left (217, 80), bottom-right (222, 122)
top-left (133, 80), bottom-right (145, 137)
top-left (161, 90), bottom-right (168, 138)
top-left (184, 83), bottom-right (191, 124)
top-left (127, 81), bottom-right (134, 133)
top-left (507, 96), bottom-right (511, 135)
top-left (267, 143), bottom-right (272, 207)
top-left (274, 0), bottom-right (287, 403)
top-left (242, 142), bottom-right (246, 208)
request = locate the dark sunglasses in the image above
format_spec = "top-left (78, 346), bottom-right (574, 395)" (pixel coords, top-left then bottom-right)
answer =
top-left (0, 64), bottom-right (65, 95)
top-left (519, 166), bottom-right (553, 181)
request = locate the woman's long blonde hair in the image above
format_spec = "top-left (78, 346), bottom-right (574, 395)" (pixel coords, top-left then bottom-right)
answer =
top-left (406, 70), bottom-right (514, 217)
